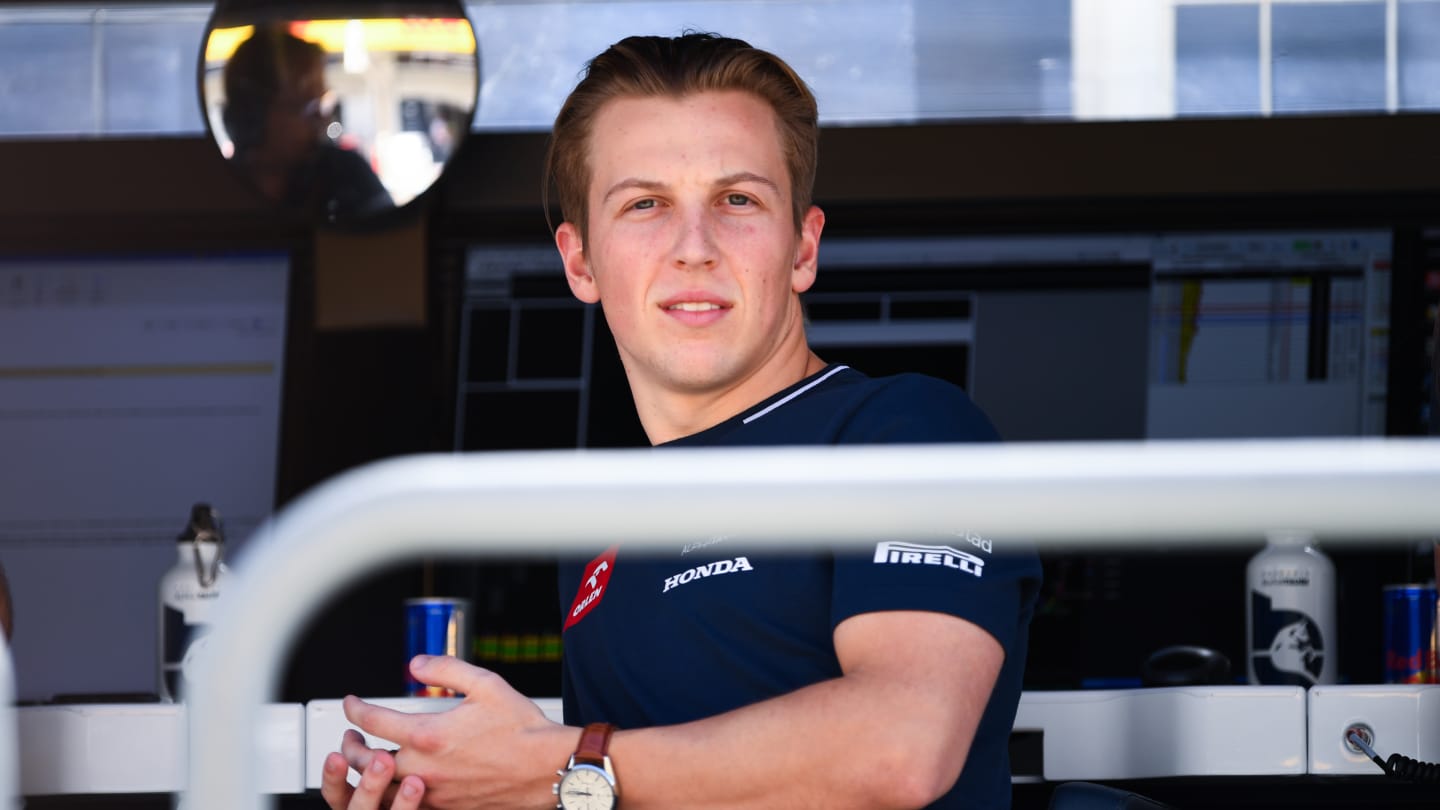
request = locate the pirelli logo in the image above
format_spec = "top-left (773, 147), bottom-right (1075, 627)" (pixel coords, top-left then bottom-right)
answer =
top-left (873, 541), bottom-right (984, 577)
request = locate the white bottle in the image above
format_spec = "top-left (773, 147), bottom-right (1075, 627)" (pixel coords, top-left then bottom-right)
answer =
top-left (157, 503), bottom-right (228, 702)
top-left (1246, 530), bottom-right (1337, 685)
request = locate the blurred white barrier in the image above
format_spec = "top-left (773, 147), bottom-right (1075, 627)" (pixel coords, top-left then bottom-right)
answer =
top-left (0, 633), bottom-right (14, 809)
top-left (18, 702), bottom-right (303, 795)
top-left (185, 439), bottom-right (1440, 809)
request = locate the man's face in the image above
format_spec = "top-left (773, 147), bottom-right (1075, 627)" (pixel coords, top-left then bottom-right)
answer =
top-left (557, 90), bottom-right (823, 406)
top-left (265, 59), bottom-right (328, 163)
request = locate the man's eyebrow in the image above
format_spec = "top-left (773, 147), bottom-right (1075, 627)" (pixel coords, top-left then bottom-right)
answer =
top-left (716, 171), bottom-right (781, 194)
top-left (601, 178), bottom-right (666, 203)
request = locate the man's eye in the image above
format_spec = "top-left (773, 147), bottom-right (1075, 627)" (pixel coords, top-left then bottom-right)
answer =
top-left (631, 199), bottom-right (656, 211)
top-left (725, 193), bottom-right (752, 206)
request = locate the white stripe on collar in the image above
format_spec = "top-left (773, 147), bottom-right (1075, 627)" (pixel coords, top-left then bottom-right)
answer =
top-left (741, 365), bottom-right (850, 425)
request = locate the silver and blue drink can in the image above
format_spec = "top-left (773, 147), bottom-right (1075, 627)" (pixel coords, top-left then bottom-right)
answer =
top-left (404, 597), bottom-right (471, 696)
top-left (1382, 583), bottom-right (1438, 683)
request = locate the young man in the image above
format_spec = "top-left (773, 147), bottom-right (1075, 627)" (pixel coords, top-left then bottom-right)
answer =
top-left (322, 33), bottom-right (1039, 810)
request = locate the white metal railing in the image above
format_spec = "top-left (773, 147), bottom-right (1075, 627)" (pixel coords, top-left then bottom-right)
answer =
top-left (185, 438), bottom-right (1440, 808)
top-left (0, 632), bottom-right (14, 809)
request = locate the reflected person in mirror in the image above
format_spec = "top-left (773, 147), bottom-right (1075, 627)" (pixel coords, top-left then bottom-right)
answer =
top-left (322, 32), bottom-right (1039, 810)
top-left (222, 25), bottom-right (393, 223)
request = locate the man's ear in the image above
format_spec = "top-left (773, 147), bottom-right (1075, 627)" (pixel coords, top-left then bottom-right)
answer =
top-left (556, 222), bottom-right (599, 304)
top-left (791, 205), bottom-right (825, 294)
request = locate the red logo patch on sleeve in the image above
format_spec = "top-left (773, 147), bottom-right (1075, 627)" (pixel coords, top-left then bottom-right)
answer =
top-left (564, 546), bottom-right (617, 631)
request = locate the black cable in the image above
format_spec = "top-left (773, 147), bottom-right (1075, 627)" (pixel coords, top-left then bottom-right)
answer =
top-left (1348, 732), bottom-right (1440, 784)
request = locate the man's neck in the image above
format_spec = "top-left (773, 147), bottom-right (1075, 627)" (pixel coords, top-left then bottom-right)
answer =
top-left (636, 351), bottom-right (827, 445)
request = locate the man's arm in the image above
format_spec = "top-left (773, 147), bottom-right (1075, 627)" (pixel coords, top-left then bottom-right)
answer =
top-left (610, 609), bottom-right (1002, 809)
top-left (329, 610), bottom-right (1003, 810)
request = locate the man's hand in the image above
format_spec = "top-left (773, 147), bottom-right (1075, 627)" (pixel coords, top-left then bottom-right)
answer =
top-left (323, 654), bottom-right (578, 810)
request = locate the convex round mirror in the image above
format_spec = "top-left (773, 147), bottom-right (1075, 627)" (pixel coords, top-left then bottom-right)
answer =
top-left (200, 1), bottom-right (478, 228)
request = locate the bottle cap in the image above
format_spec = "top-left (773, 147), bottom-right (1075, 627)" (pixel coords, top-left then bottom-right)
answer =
top-left (178, 503), bottom-right (225, 545)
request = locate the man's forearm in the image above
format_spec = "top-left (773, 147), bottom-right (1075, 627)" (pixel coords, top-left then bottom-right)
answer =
top-left (597, 612), bottom-right (1002, 810)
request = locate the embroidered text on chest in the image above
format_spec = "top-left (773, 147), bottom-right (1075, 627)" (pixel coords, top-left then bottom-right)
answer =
top-left (661, 556), bottom-right (755, 593)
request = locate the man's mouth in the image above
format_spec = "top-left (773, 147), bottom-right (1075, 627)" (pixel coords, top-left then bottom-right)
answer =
top-left (666, 302), bottom-right (724, 312)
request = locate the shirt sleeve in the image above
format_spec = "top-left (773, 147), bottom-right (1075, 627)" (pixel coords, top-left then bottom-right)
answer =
top-left (828, 373), bottom-right (1040, 651)
top-left (831, 543), bottom-right (1039, 654)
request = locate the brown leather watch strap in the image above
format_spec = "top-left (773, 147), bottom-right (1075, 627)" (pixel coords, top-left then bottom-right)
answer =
top-left (573, 722), bottom-right (617, 767)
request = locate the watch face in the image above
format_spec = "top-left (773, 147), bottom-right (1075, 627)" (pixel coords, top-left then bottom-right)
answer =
top-left (558, 764), bottom-right (616, 810)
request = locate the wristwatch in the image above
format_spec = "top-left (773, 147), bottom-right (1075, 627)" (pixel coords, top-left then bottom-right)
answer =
top-left (553, 722), bottom-right (619, 810)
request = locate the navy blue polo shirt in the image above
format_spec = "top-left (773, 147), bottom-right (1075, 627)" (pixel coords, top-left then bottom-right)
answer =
top-left (559, 364), bottom-right (1040, 809)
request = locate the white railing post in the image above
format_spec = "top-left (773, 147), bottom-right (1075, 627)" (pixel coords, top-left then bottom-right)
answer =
top-left (0, 632), bottom-right (14, 810)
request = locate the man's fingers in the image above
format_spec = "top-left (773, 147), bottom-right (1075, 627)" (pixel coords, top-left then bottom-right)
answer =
top-left (350, 752), bottom-right (399, 810)
top-left (343, 696), bottom-right (420, 748)
top-left (407, 653), bottom-right (494, 696)
top-left (339, 727), bottom-right (381, 774)
top-left (318, 752), bottom-right (355, 810)
top-left (391, 775), bottom-right (426, 810)
top-left (319, 743), bottom-right (403, 807)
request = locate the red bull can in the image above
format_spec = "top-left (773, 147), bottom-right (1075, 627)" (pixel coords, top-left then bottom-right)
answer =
top-left (404, 597), bottom-right (471, 696)
top-left (1382, 584), bottom-right (1438, 683)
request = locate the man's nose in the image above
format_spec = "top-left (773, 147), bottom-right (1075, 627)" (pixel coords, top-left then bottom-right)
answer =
top-left (671, 206), bottom-right (718, 269)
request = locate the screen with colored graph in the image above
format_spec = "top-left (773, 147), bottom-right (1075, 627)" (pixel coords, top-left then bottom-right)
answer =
top-left (1147, 232), bottom-right (1389, 438)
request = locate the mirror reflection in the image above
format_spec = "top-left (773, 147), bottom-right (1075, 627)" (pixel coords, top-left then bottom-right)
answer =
top-left (201, 6), bottom-right (478, 226)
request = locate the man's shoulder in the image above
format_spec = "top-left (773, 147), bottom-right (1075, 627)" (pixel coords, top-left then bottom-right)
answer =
top-left (681, 365), bottom-right (998, 446)
top-left (783, 365), bottom-right (968, 408)
top-left (844, 369), bottom-right (968, 401)
top-left (827, 370), bottom-right (1000, 445)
